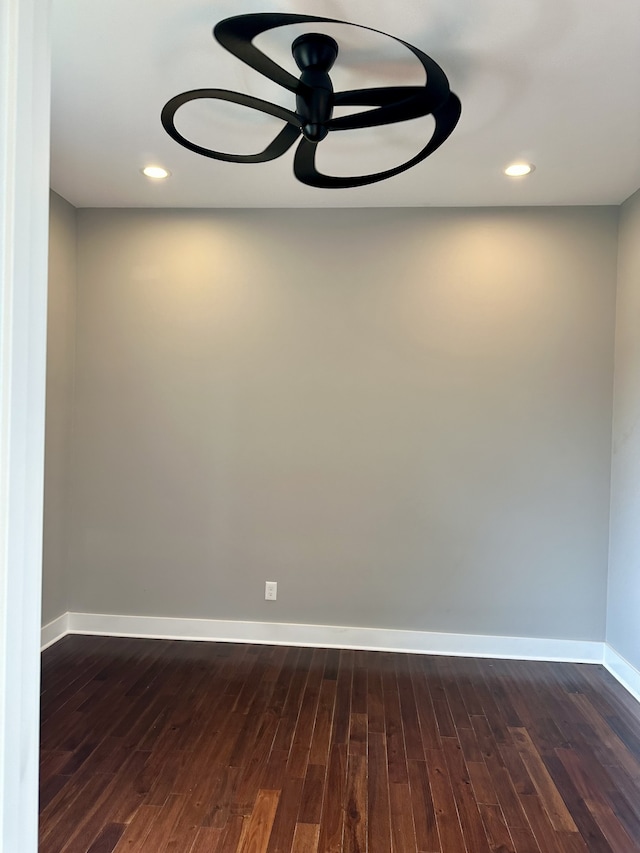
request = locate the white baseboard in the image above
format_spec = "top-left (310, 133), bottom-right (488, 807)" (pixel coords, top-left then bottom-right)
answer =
top-left (42, 611), bottom-right (604, 664)
top-left (603, 644), bottom-right (640, 704)
top-left (42, 614), bottom-right (640, 707)
top-left (40, 612), bottom-right (69, 650)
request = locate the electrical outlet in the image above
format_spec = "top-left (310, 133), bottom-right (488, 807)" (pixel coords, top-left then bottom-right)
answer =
top-left (265, 581), bottom-right (277, 601)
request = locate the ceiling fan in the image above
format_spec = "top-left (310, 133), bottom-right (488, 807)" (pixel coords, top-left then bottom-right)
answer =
top-left (161, 13), bottom-right (461, 189)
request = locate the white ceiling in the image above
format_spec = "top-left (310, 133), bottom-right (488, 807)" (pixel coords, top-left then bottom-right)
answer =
top-left (50, 0), bottom-right (640, 208)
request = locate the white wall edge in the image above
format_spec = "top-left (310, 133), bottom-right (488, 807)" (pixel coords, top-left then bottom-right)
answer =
top-left (40, 614), bottom-right (69, 651)
top-left (603, 644), bottom-right (640, 704)
top-left (44, 612), bottom-right (606, 664)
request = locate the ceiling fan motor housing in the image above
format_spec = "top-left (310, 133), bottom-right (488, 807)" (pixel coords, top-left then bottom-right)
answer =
top-left (292, 33), bottom-right (338, 142)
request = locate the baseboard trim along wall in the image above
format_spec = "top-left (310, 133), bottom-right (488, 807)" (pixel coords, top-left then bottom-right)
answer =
top-left (39, 615), bottom-right (640, 707)
top-left (42, 613), bottom-right (640, 704)
top-left (41, 611), bottom-right (604, 663)
top-left (40, 612), bottom-right (70, 650)
top-left (603, 644), bottom-right (640, 704)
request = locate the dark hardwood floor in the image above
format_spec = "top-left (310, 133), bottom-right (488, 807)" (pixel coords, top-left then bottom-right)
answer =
top-left (39, 635), bottom-right (640, 852)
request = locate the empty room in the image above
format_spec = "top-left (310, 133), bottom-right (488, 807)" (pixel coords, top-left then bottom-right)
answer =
top-left (2, 1), bottom-right (640, 852)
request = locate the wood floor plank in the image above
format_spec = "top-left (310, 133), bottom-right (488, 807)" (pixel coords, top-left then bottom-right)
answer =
top-left (287, 677), bottom-right (320, 779)
top-left (423, 658), bottom-right (457, 739)
top-left (40, 748), bottom-right (73, 781)
top-left (127, 793), bottom-right (185, 853)
top-left (442, 736), bottom-right (493, 853)
top-left (343, 753), bottom-right (367, 853)
top-left (439, 657), bottom-right (474, 731)
top-left (111, 805), bottom-right (162, 852)
top-left (408, 656), bottom-right (441, 751)
top-left (232, 710), bottom-right (279, 815)
top-left (606, 779), bottom-right (640, 840)
top-left (540, 751), bottom-right (614, 853)
top-left (518, 792), bottom-right (568, 853)
top-left (467, 759), bottom-right (499, 805)
top-left (456, 660), bottom-right (487, 718)
top-left (317, 743), bottom-right (347, 853)
top-left (556, 745), bottom-right (640, 849)
top-left (458, 722), bottom-right (484, 764)
top-left (308, 678), bottom-right (336, 766)
top-left (509, 727), bottom-right (579, 833)
top-left (265, 777), bottom-right (304, 853)
top-left (286, 653), bottom-right (324, 779)
top-left (407, 758), bottom-right (439, 853)
top-left (349, 712), bottom-right (367, 756)
top-left (331, 651), bottom-right (354, 747)
top-left (39, 770), bottom-right (69, 811)
top-left (216, 814), bottom-right (246, 853)
top-left (498, 743), bottom-right (537, 797)
top-left (479, 802), bottom-right (517, 853)
top-left (367, 732), bottom-right (392, 853)
top-left (352, 653), bottom-right (368, 716)
top-left (48, 750), bottom-right (150, 852)
top-left (471, 711), bottom-right (534, 832)
top-left (165, 771), bottom-right (233, 851)
top-left (297, 762), bottom-right (326, 825)
top-left (395, 658), bottom-right (425, 762)
top-left (509, 825), bottom-right (543, 853)
top-left (426, 747), bottom-right (467, 852)
top-left (260, 749), bottom-right (288, 791)
top-left (236, 789), bottom-right (280, 853)
top-left (389, 782), bottom-right (417, 852)
top-left (85, 823), bottom-right (126, 853)
top-left (291, 822), bottom-right (320, 853)
top-left (40, 772), bottom-right (115, 853)
top-left (570, 692), bottom-right (640, 784)
top-left (383, 665), bottom-right (410, 785)
top-left (367, 667), bottom-right (386, 735)
top-left (188, 826), bottom-right (224, 853)
top-left (471, 659), bottom-right (518, 745)
top-left (323, 649), bottom-right (340, 681)
top-left (585, 797), bottom-right (640, 853)
top-left (230, 682), bottom-right (279, 770)
top-left (202, 765), bottom-right (241, 829)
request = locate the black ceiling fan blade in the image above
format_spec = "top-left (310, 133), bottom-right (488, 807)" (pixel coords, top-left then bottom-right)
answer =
top-left (214, 15), bottom-right (308, 94)
top-left (328, 27), bottom-right (454, 133)
top-left (293, 91), bottom-right (461, 189)
top-left (429, 93), bottom-right (462, 150)
top-left (161, 89), bottom-right (301, 163)
top-left (213, 14), bottom-right (454, 102)
top-left (329, 88), bottom-right (445, 132)
top-left (244, 121), bottom-right (301, 163)
top-left (334, 86), bottom-right (435, 107)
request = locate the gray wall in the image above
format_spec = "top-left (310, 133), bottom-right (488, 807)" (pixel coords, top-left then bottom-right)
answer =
top-left (42, 192), bottom-right (77, 625)
top-left (56, 206), bottom-right (617, 640)
top-left (608, 188), bottom-right (640, 667)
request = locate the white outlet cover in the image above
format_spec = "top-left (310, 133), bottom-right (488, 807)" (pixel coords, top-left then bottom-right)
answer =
top-left (265, 581), bottom-right (277, 600)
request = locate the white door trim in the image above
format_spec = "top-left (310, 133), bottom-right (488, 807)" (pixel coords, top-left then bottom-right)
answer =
top-left (0, 0), bottom-right (51, 850)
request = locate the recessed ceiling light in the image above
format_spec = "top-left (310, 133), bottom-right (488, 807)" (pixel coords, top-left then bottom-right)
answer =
top-left (142, 165), bottom-right (170, 179)
top-left (504, 163), bottom-right (535, 177)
